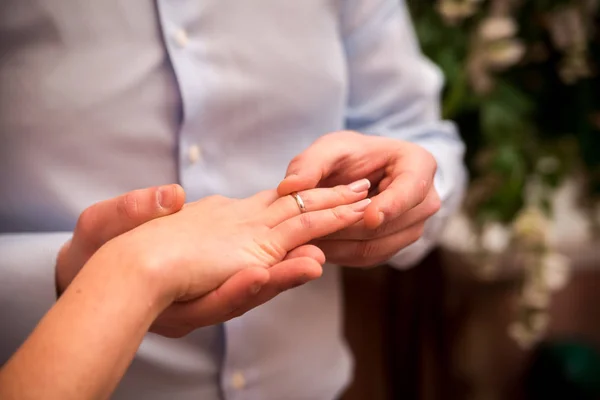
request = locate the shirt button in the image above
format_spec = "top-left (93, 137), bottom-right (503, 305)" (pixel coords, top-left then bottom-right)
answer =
top-left (231, 371), bottom-right (246, 390)
top-left (188, 145), bottom-right (202, 164)
top-left (173, 28), bottom-right (189, 48)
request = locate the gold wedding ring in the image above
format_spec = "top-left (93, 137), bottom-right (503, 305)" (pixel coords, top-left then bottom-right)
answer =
top-left (290, 192), bottom-right (306, 213)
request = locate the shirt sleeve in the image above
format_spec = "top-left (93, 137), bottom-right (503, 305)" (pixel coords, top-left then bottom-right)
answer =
top-left (341, 0), bottom-right (468, 268)
top-left (0, 232), bottom-right (71, 364)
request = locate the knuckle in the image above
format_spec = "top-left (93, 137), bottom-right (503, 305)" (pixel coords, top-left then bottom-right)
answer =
top-left (405, 170), bottom-right (430, 204)
top-left (426, 193), bottom-right (442, 216)
top-left (205, 194), bottom-right (230, 205)
top-left (76, 207), bottom-right (99, 242)
top-left (117, 192), bottom-right (141, 221)
top-left (333, 185), bottom-right (353, 202)
top-left (390, 195), bottom-right (408, 216)
top-left (357, 224), bottom-right (386, 240)
top-left (420, 147), bottom-right (437, 168)
top-left (290, 154), bottom-right (303, 165)
top-left (330, 206), bottom-right (349, 223)
top-left (429, 155), bottom-right (438, 174)
top-left (415, 178), bottom-right (429, 203)
top-left (287, 155), bottom-right (304, 174)
top-left (355, 240), bottom-right (380, 261)
top-left (298, 213), bottom-right (314, 230)
top-left (370, 223), bottom-right (390, 239)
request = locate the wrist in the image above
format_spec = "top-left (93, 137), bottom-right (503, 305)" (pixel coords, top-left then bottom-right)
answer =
top-left (90, 236), bottom-right (177, 316)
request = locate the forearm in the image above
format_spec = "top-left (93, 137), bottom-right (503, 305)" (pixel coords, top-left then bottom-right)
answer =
top-left (0, 233), bottom-right (72, 363)
top-left (0, 242), bottom-right (171, 400)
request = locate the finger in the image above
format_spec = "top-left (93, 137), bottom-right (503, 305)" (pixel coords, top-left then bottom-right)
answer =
top-left (269, 198), bottom-right (371, 251)
top-left (284, 244), bottom-right (326, 264)
top-left (153, 257), bottom-right (323, 334)
top-left (247, 189), bottom-right (280, 208)
top-left (314, 222), bottom-right (426, 267)
top-left (226, 257), bottom-right (323, 319)
top-left (263, 179), bottom-right (370, 227)
top-left (276, 134), bottom-right (347, 196)
top-left (276, 131), bottom-right (387, 196)
top-left (322, 189), bottom-right (441, 240)
top-left (364, 153), bottom-right (437, 229)
top-left (73, 184), bottom-right (186, 253)
top-left (152, 267), bottom-right (270, 331)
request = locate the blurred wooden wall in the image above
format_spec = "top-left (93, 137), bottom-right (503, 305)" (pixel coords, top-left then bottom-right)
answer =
top-left (341, 250), bottom-right (450, 400)
top-left (340, 248), bottom-right (600, 400)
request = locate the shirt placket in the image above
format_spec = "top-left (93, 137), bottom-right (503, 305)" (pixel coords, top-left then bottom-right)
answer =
top-left (155, 0), bottom-right (211, 202)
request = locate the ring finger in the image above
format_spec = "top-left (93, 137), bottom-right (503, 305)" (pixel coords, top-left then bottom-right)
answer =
top-left (262, 178), bottom-right (371, 227)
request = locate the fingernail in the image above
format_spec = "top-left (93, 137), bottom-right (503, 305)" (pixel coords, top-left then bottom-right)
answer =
top-left (249, 283), bottom-right (263, 295)
top-left (348, 178), bottom-right (371, 193)
top-left (351, 198), bottom-right (371, 212)
top-left (157, 186), bottom-right (175, 208)
top-left (377, 211), bottom-right (385, 225)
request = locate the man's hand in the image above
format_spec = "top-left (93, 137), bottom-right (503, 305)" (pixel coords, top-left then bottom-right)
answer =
top-left (277, 131), bottom-right (441, 267)
top-left (56, 185), bottom-right (327, 337)
top-left (56, 185), bottom-right (187, 295)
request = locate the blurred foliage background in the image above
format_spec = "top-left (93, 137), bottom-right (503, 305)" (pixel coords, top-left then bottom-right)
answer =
top-left (406, 0), bottom-right (600, 347)
top-left (408, 0), bottom-right (600, 223)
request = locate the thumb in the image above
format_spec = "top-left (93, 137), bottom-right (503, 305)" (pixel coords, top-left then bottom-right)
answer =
top-left (58, 184), bottom-right (186, 296)
top-left (277, 134), bottom-right (350, 196)
top-left (72, 184), bottom-right (186, 253)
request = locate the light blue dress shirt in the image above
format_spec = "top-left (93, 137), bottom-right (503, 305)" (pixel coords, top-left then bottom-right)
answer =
top-left (0, 0), bottom-right (466, 399)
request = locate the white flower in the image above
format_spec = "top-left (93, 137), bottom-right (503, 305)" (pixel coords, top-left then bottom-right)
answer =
top-left (484, 39), bottom-right (526, 69)
top-left (479, 17), bottom-right (518, 41)
top-left (542, 253), bottom-right (571, 291)
top-left (481, 222), bottom-right (511, 253)
top-left (512, 207), bottom-right (549, 245)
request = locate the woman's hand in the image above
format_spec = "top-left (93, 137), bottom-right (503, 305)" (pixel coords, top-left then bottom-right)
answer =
top-left (113, 178), bottom-right (372, 306)
top-left (0, 181), bottom-right (370, 400)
